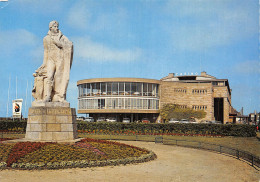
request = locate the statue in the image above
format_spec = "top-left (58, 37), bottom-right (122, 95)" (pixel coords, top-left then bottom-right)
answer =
top-left (26, 21), bottom-right (77, 142)
top-left (32, 20), bottom-right (73, 104)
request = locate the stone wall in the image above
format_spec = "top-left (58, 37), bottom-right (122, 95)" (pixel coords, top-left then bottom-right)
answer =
top-left (25, 107), bottom-right (77, 141)
top-left (160, 82), bottom-right (214, 121)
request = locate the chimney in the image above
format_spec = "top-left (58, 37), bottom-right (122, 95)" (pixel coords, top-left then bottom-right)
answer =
top-left (168, 73), bottom-right (175, 78)
top-left (201, 71), bottom-right (207, 76)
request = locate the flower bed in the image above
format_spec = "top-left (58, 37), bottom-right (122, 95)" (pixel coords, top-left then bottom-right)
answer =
top-left (0, 138), bottom-right (156, 170)
top-left (7, 142), bottom-right (50, 167)
top-left (78, 130), bottom-right (224, 137)
top-left (0, 138), bottom-right (14, 142)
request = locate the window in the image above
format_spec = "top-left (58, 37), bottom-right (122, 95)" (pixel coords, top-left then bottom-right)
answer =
top-left (112, 82), bottom-right (118, 95)
top-left (143, 83), bottom-right (148, 96)
top-left (192, 89), bottom-right (207, 94)
top-left (148, 83), bottom-right (153, 96)
top-left (119, 82), bottom-right (124, 95)
top-left (107, 82), bottom-right (112, 95)
top-left (192, 105), bottom-right (207, 110)
top-left (174, 88), bottom-right (187, 93)
top-left (101, 83), bottom-right (106, 95)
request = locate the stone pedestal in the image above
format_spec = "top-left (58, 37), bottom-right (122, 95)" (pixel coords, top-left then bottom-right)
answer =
top-left (25, 106), bottom-right (77, 141)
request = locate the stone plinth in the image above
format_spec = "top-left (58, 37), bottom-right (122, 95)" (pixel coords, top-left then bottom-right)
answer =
top-left (25, 106), bottom-right (77, 141)
top-left (32, 101), bottom-right (70, 108)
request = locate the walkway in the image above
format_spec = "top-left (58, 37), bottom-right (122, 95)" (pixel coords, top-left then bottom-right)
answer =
top-left (0, 141), bottom-right (259, 182)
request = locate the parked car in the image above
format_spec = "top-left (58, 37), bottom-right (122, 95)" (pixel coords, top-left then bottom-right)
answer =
top-left (77, 117), bottom-right (85, 121)
top-left (200, 120), bottom-right (211, 124)
top-left (106, 117), bottom-right (117, 122)
top-left (97, 117), bottom-right (106, 122)
top-left (122, 118), bottom-right (130, 123)
top-left (142, 118), bottom-right (150, 123)
top-left (169, 118), bottom-right (179, 123)
top-left (84, 117), bottom-right (94, 122)
top-left (211, 120), bottom-right (222, 124)
top-left (225, 122), bottom-right (232, 124)
top-left (180, 119), bottom-right (189, 124)
top-left (189, 120), bottom-right (198, 124)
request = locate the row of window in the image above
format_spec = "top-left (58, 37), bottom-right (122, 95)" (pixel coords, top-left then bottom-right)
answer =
top-left (174, 88), bottom-right (187, 93)
top-left (192, 89), bottom-right (207, 94)
top-left (178, 105), bottom-right (187, 109)
top-left (78, 98), bottom-right (159, 110)
top-left (192, 105), bottom-right (207, 110)
top-left (172, 88), bottom-right (208, 94)
top-left (78, 82), bottom-right (159, 98)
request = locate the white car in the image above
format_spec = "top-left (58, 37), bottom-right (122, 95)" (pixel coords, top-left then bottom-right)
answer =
top-left (211, 120), bottom-right (222, 124)
top-left (169, 118), bottom-right (179, 123)
top-left (84, 117), bottom-right (94, 122)
top-left (97, 117), bottom-right (106, 122)
top-left (122, 118), bottom-right (130, 123)
top-left (106, 118), bottom-right (117, 122)
top-left (180, 119), bottom-right (189, 124)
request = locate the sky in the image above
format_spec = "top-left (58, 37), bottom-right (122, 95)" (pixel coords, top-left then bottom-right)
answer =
top-left (0, 0), bottom-right (259, 117)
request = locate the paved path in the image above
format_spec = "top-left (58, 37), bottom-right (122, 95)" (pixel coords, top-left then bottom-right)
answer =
top-left (0, 141), bottom-right (259, 182)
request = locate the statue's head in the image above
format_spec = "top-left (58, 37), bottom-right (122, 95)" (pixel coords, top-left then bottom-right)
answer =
top-left (49, 20), bottom-right (59, 34)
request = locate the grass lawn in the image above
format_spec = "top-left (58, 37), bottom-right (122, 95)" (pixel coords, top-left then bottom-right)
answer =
top-left (1, 132), bottom-right (259, 157)
top-left (0, 133), bottom-right (25, 139)
top-left (78, 133), bottom-right (260, 157)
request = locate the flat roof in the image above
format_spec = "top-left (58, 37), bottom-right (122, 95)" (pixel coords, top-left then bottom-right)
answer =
top-left (77, 78), bottom-right (161, 85)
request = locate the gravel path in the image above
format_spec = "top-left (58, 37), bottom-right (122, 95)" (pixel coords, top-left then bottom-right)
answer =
top-left (0, 141), bottom-right (259, 182)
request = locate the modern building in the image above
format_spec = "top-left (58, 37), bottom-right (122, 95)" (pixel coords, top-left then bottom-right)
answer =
top-left (77, 78), bottom-right (160, 123)
top-left (77, 72), bottom-right (232, 123)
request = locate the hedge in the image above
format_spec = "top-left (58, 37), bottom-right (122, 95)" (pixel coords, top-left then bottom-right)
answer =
top-left (78, 122), bottom-right (256, 137)
top-left (0, 121), bottom-right (256, 137)
top-left (0, 121), bottom-right (27, 132)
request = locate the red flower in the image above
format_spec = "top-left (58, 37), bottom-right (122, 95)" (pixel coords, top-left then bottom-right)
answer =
top-left (6, 142), bottom-right (51, 167)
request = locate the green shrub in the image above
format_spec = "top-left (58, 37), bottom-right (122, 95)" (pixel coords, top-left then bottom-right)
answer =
top-left (0, 120), bottom-right (256, 137)
top-left (78, 122), bottom-right (256, 137)
top-left (160, 103), bottom-right (206, 121)
top-left (0, 121), bottom-right (27, 132)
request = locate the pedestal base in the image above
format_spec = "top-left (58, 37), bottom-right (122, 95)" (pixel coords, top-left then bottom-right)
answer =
top-left (31, 101), bottom-right (70, 107)
top-left (25, 106), bottom-right (77, 141)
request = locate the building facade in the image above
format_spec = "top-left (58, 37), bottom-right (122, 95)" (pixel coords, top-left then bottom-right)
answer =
top-left (77, 72), bottom-right (232, 123)
top-left (77, 78), bottom-right (160, 122)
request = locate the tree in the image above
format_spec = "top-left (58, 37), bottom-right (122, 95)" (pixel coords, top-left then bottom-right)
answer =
top-left (160, 103), bottom-right (206, 121)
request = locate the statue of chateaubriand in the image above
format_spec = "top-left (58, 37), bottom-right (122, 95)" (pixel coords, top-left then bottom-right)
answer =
top-left (32, 20), bottom-right (73, 104)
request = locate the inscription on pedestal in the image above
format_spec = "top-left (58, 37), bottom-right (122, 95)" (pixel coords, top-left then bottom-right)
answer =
top-left (29, 107), bottom-right (72, 115)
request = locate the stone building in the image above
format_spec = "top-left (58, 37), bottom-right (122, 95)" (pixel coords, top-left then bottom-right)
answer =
top-left (160, 72), bottom-right (231, 123)
top-left (77, 72), bottom-right (232, 123)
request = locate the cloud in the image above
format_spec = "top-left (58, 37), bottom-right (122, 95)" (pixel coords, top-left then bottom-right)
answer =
top-left (0, 29), bottom-right (43, 66)
top-left (66, 1), bottom-right (128, 34)
top-left (91, 8), bottom-right (127, 32)
top-left (66, 1), bottom-right (91, 30)
top-left (234, 60), bottom-right (260, 74)
top-left (30, 46), bottom-right (44, 63)
top-left (0, 29), bottom-right (39, 52)
top-left (73, 36), bottom-right (142, 62)
top-left (164, 0), bottom-right (258, 51)
top-left (11, 0), bottom-right (64, 14)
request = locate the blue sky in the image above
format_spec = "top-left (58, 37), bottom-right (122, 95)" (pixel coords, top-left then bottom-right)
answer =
top-left (0, 0), bottom-right (259, 117)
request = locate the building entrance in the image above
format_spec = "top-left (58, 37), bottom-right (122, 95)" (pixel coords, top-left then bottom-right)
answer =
top-left (214, 98), bottom-right (223, 122)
